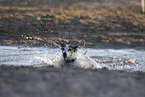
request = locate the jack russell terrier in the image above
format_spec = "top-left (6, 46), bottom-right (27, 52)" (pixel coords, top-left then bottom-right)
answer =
top-left (52, 44), bottom-right (100, 69)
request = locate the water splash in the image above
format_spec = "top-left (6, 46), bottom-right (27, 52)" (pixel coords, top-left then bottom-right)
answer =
top-left (29, 56), bottom-right (53, 66)
top-left (64, 32), bottom-right (69, 39)
top-left (0, 46), bottom-right (145, 72)
top-left (79, 39), bottom-right (86, 48)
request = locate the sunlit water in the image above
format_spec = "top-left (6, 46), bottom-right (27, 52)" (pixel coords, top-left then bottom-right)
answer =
top-left (0, 46), bottom-right (145, 72)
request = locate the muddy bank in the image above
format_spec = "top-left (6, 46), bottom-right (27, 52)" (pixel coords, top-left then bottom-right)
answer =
top-left (0, 0), bottom-right (145, 48)
top-left (0, 66), bottom-right (145, 97)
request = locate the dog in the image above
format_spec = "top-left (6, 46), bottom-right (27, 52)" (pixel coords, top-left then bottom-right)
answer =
top-left (52, 44), bottom-right (101, 69)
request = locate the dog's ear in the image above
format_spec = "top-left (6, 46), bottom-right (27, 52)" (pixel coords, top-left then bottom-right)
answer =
top-left (60, 43), bottom-right (65, 50)
top-left (60, 43), bottom-right (65, 47)
top-left (74, 46), bottom-right (79, 52)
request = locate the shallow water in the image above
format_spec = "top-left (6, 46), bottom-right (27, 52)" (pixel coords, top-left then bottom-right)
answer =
top-left (0, 46), bottom-right (145, 72)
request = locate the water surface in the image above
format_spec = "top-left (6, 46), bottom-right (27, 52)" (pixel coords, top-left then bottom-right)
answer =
top-left (0, 46), bottom-right (145, 72)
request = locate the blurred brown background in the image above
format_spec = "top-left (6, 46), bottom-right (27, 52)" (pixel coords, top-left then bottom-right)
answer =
top-left (0, 0), bottom-right (145, 48)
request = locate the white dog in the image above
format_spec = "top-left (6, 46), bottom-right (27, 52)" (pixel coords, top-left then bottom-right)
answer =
top-left (51, 44), bottom-right (100, 69)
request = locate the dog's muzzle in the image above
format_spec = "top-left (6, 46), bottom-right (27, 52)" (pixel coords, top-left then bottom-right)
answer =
top-left (63, 52), bottom-right (76, 63)
top-left (64, 58), bottom-right (76, 63)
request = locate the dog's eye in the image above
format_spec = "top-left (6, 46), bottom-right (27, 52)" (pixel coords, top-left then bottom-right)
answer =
top-left (68, 49), bottom-right (71, 51)
top-left (61, 48), bottom-right (65, 50)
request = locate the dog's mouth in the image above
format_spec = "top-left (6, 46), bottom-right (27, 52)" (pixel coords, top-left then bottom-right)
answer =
top-left (63, 52), bottom-right (76, 63)
top-left (64, 58), bottom-right (76, 63)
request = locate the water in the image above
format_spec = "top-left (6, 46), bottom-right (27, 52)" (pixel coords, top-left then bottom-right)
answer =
top-left (0, 46), bottom-right (145, 72)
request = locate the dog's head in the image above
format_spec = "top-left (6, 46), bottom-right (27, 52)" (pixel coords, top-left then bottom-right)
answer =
top-left (60, 44), bottom-right (78, 63)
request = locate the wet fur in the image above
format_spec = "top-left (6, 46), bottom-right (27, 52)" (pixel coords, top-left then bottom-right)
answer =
top-left (52, 44), bottom-right (100, 69)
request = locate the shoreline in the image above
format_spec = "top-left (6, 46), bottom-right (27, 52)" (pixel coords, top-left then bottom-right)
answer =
top-left (0, 43), bottom-right (145, 50)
